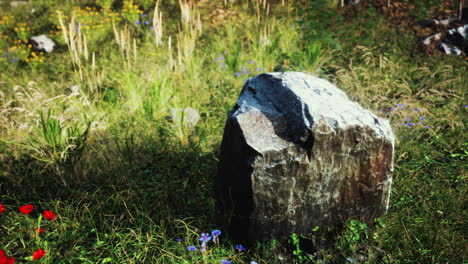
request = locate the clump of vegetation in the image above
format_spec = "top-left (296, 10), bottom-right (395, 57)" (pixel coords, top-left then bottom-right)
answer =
top-left (0, 0), bottom-right (466, 263)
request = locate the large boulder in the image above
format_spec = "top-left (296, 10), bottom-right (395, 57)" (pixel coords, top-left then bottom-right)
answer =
top-left (216, 72), bottom-right (394, 243)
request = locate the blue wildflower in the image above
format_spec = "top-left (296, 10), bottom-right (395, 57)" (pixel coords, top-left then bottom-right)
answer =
top-left (413, 108), bottom-right (419, 111)
top-left (406, 123), bottom-right (415, 127)
top-left (405, 117), bottom-right (412, 121)
top-left (235, 244), bottom-right (246, 251)
top-left (235, 72), bottom-right (242, 77)
top-left (212, 229), bottom-right (221, 237)
top-left (141, 14), bottom-right (148, 17)
top-left (419, 116), bottom-right (426, 120)
top-left (134, 21), bottom-right (141, 25)
top-left (396, 104), bottom-right (405, 109)
top-left (220, 260), bottom-right (231, 264)
top-left (176, 238), bottom-right (183, 242)
top-left (425, 125), bottom-right (430, 129)
top-left (389, 107), bottom-right (396, 111)
top-left (215, 56), bottom-right (224, 62)
top-left (256, 67), bottom-right (263, 72)
top-left (248, 60), bottom-right (254, 64)
top-left (144, 21), bottom-right (150, 25)
top-left (250, 262), bottom-right (259, 264)
top-left (212, 229), bottom-right (221, 243)
top-left (187, 245), bottom-right (197, 251)
top-left (301, 25), bottom-right (306, 29)
top-left (199, 233), bottom-right (212, 243)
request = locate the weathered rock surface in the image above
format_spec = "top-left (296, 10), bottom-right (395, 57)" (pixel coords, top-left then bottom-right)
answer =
top-left (216, 72), bottom-right (394, 243)
top-left (29, 35), bottom-right (55, 53)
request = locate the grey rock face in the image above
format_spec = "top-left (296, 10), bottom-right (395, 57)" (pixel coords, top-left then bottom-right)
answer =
top-left (217, 72), bottom-right (394, 243)
top-left (29, 35), bottom-right (55, 53)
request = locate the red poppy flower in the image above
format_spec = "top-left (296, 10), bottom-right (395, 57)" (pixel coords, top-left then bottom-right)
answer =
top-left (43, 210), bottom-right (56, 220)
top-left (0, 250), bottom-right (15, 264)
top-left (19, 205), bottom-right (33, 214)
top-left (0, 204), bottom-right (4, 213)
top-left (34, 228), bottom-right (44, 235)
top-left (0, 257), bottom-right (11, 264)
top-left (32, 249), bottom-right (45, 260)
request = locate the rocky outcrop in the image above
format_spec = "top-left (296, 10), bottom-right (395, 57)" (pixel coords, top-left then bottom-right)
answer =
top-left (216, 72), bottom-right (394, 243)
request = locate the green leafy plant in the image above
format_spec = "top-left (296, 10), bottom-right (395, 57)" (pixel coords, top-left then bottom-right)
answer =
top-left (28, 109), bottom-right (93, 185)
top-left (343, 220), bottom-right (368, 254)
top-left (289, 233), bottom-right (312, 263)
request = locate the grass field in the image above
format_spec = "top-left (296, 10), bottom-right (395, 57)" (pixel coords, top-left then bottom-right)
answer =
top-left (0, 0), bottom-right (466, 263)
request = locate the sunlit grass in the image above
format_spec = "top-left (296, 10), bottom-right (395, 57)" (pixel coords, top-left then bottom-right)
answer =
top-left (0, 0), bottom-right (466, 263)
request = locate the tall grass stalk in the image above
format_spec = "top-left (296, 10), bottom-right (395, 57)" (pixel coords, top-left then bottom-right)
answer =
top-left (179, 0), bottom-right (202, 34)
top-left (253, 0), bottom-right (270, 23)
top-left (152, 0), bottom-right (163, 47)
top-left (58, 12), bottom-right (89, 81)
top-left (176, 0), bottom-right (201, 69)
top-left (167, 36), bottom-right (174, 70)
top-left (112, 24), bottom-right (138, 69)
top-left (57, 11), bottom-right (106, 95)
